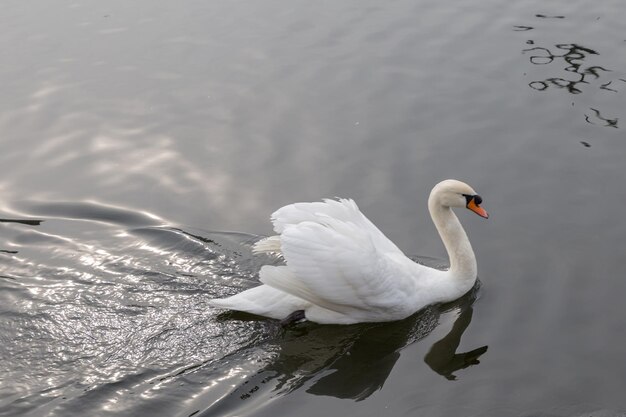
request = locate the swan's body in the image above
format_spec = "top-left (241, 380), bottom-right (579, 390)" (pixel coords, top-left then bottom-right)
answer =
top-left (208, 180), bottom-right (488, 324)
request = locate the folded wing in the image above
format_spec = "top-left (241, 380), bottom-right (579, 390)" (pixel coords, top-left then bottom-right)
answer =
top-left (259, 200), bottom-right (419, 317)
top-left (271, 198), bottom-right (404, 255)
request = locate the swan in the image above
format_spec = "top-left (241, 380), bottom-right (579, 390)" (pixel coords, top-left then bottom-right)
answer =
top-left (208, 179), bottom-right (488, 325)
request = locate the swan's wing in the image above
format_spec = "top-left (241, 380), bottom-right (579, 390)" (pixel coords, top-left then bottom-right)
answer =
top-left (260, 216), bottom-right (417, 315)
top-left (270, 198), bottom-right (404, 256)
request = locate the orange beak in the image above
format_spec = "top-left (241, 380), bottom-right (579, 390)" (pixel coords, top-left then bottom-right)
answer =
top-left (467, 198), bottom-right (489, 219)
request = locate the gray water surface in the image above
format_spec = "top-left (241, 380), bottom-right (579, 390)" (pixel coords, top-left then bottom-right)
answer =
top-left (1, 0), bottom-right (626, 416)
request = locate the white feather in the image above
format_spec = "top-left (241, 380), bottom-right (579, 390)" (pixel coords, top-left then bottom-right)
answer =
top-left (252, 235), bottom-right (282, 254)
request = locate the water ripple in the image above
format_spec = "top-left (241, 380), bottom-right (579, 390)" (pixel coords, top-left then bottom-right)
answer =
top-left (0, 201), bottom-right (272, 416)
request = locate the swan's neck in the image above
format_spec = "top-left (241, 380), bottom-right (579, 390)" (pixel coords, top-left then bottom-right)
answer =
top-left (428, 201), bottom-right (477, 282)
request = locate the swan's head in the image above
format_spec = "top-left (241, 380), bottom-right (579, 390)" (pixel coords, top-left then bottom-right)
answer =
top-left (429, 179), bottom-right (489, 219)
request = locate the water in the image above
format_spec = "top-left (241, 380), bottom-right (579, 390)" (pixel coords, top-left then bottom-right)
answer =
top-left (1, 0), bottom-right (625, 416)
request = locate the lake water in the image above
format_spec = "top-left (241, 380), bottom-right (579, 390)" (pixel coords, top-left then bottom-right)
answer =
top-left (1, 0), bottom-right (626, 416)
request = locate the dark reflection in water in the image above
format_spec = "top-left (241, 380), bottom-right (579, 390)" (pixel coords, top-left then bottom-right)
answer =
top-left (424, 306), bottom-right (487, 381)
top-left (535, 14), bottom-right (565, 19)
top-left (14, 201), bottom-right (164, 227)
top-left (523, 43), bottom-right (609, 95)
top-left (0, 218), bottom-right (44, 226)
top-left (198, 285), bottom-right (485, 416)
top-left (0, 217), bottom-right (43, 254)
top-left (517, 15), bottom-right (623, 140)
top-left (585, 107), bottom-right (618, 129)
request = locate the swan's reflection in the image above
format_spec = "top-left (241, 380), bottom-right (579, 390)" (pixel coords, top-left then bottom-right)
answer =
top-left (303, 288), bottom-right (487, 398)
top-left (209, 285), bottom-right (487, 414)
top-left (424, 305), bottom-right (487, 380)
top-left (295, 307), bottom-right (439, 401)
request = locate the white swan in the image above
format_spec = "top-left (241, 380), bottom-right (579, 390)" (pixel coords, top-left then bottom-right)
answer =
top-left (208, 179), bottom-right (488, 325)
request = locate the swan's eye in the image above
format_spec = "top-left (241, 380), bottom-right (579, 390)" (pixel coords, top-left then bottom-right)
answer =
top-left (463, 194), bottom-right (483, 206)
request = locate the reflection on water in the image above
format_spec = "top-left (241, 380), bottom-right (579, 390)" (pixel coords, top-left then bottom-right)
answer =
top-left (0, 218), bottom-right (43, 254)
top-left (584, 107), bottom-right (618, 129)
top-left (0, 218), bottom-right (43, 226)
top-left (535, 14), bottom-right (565, 19)
top-left (196, 285), bottom-right (485, 416)
top-left (516, 13), bottom-right (623, 148)
top-left (524, 43), bottom-right (608, 95)
top-left (424, 306), bottom-right (487, 381)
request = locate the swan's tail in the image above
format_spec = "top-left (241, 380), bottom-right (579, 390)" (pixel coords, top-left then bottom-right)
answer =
top-left (252, 235), bottom-right (282, 254)
top-left (207, 284), bottom-right (308, 320)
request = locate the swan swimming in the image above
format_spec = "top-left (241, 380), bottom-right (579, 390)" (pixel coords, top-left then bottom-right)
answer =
top-left (208, 179), bottom-right (488, 325)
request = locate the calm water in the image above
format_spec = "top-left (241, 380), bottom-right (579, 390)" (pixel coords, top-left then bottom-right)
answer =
top-left (1, 0), bottom-right (626, 416)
